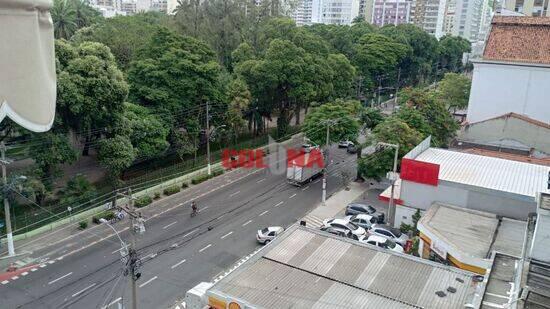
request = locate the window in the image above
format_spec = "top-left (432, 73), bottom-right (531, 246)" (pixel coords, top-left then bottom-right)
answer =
top-left (367, 241), bottom-right (376, 246)
top-left (268, 231), bottom-right (275, 237)
top-left (377, 230), bottom-right (392, 237)
top-left (261, 228), bottom-right (269, 234)
top-left (346, 222), bottom-right (359, 230)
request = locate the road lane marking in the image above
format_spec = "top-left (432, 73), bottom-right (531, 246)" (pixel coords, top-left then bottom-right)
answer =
top-left (274, 201), bottom-right (284, 207)
top-left (30, 268), bottom-right (37, 272)
top-left (1, 280), bottom-right (8, 285)
top-left (11, 276), bottom-right (19, 280)
top-left (259, 210), bottom-right (269, 217)
top-left (302, 186), bottom-right (310, 191)
top-left (229, 191), bottom-right (240, 197)
top-left (48, 272), bottom-right (73, 285)
top-left (48, 260), bottom-right (55, 264)
top-left (40, 264), bottom-right (46, 268)
top-left (289, 193), bottom-right (297, 199)
top-left (72, 283), bottom-right (96, 297)
top-left (139, 276), bottom-right (157, 288)
top-left (201, 206), bottom-right (209, 211)
top-left (242, 220), bottom-right (252, 227)
top-left (183, 228), bottom-right (198, 238)
top-left (199, 244), bottom-right (212, 253)
top-left (257, 178), bottom-right (266, 183)
top-left (221, 231), bottom-right (233, 239)
top-left (171, 259), bottom-right (186, 269)
top-left (313, 179), bottom-right (321, 184)
top-left (163, 221), bottom-right (177, 229)
top-left (21, 272), bottom-right (28, 276)
top-left (103, 297), bottom-right (122, 308)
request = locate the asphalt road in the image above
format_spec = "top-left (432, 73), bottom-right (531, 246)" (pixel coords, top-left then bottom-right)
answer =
top-left (0, 144), bottom-right (357, 309)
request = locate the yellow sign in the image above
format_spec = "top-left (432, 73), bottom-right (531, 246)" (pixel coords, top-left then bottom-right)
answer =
top-left (208, 296), bottom-right (227, 309)
top-left (228, 302), bottom-right (242, 309)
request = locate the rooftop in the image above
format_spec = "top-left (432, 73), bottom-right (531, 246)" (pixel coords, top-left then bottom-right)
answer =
top-left (418, 203), bottom-right (526, 261)
top-left (483, 16), bottom-right (550, 65)
top-left (206, 226), bottom-right (483, 309)
top-left (414, 148), bottom-right (550, 198)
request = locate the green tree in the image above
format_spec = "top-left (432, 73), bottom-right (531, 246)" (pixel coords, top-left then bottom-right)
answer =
top-left (70, 0), bottom-right (102, 28)
top-left (59, 174), bottom-right (97, 206)
top-left (437, 73), bottom-right (471, 111)
top-left (361, 107), bottom-right (384, 130)
top-left (395, 107), bottom-right (432, 138)
top-left (302, 102), bottom-right (359, 146)
top-left (28, 132), bottom-right (78, 185)
top-left (358, 118), bottom-right (422, 180)
top-left (227, 78), bottom-right (251, 140)
top-left (97, 136), bottom-right (136, 184)
top-left (123, 103), bottom-right (170, 158)
top-left (327, 53), bottom-right (356, 99)
top-left (56, 41), bottom-right (129, 155)
top-left (52, 0), bottom-right (77, 39)
top-left (437, 35), bottom-right (471, 72)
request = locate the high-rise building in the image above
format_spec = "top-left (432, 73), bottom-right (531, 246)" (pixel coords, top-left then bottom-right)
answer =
top-left (502, 0), bottom-right (550, 15)
top-left (443, 0), bottom-right (455, 34)
top-left (293, 0), bottom-right (360, 25)
top-left (294, 0), bottom-right (314, 25)
top-left (366, 0), bottom-right (413, 26)
top-left (453, 0), bottom-right (483, 40)
top-left (411, 0), bottom-right (448, 38)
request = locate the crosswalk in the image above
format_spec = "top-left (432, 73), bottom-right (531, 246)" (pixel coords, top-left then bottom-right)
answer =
top-left (301, 214), bottom-right (325, 228)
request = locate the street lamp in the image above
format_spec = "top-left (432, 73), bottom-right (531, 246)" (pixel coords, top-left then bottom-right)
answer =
top-left (206, 124), bottom-right (226, 176)
top-left (99, 218), bottom-right (128, 257)
top-left (376, 142), bottom-right (399, 227)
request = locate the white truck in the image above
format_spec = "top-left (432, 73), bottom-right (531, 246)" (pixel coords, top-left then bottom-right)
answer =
top-left (286, 152), bottom-right (325, 186)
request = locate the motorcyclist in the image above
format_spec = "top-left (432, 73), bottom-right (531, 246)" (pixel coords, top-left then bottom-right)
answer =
top-left (191, 201), bottom-right (198, 216)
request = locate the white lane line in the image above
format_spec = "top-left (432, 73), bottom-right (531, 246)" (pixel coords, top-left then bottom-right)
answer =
top-left (313, 179), bottom-right (321, 184)
top-left (111, 248), bottom-right (122, 254)
top-left (229, 191), bottom-right (240, 197)
top-left (162, 221), bottom-right (177, 229)
top-left (257, 178), bottom-right (266, 183)
top-left (302, 186), bottom-right (310, 191)
top-left (259, 210), bottom-right (269, 217)
top-left (72, 283), bottom-right (96, 297)
top-left (242, 220), bottom-right (252, 227)
top-left (103, 297), bottom-right (122, 309)
top-left (182, 228), bottom-right (198, 238)
top-left (48, 260), bottom-right (55, 264)
top-left (48, 272), bottom-right (73, 285)
top-left (30, 268), bottom-right (37, 272)
top-left (1, 280), bottom-right (8, 285)
top-left (221, 231), bottom-right (233, 239)
top-left (139, 276), bottom-right (157, 288)
top-left (11, 276), bottom-right (19, 280)
top-left (171, 259), bottom-right (186, 269)
top-left (21, 272), bottom-right (28, 276)
top-left (289, 193), bottom-right (297, 199)
top-left (39, 264), bottom-right (47, 268)
top-left (199, 244), bottom-right (212, 253)
top-left (201, 206), bottom-right (209, 211)
top-left (274, 201), bottom-right (284, 208)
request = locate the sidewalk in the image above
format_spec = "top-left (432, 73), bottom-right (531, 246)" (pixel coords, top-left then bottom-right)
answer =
top-left (301, 181), bottom-right (369, 228)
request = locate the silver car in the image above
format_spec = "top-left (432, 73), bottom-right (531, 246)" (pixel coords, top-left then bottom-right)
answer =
top-left (368, 224), bottom-right (409, 247)
top-left (257, 226), bottom-right (284, 244)
top-left (345, 214), bottom-right (377, 229)
top-left (322, 218), bottom-right (367, 238)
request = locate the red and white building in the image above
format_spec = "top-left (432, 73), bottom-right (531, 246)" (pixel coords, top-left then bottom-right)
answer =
top-left (380, 136), bottom-right (550, 227)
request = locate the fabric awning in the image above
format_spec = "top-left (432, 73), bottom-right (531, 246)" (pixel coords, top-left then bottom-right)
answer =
top-left (0, 0), bottom-right (56, 132)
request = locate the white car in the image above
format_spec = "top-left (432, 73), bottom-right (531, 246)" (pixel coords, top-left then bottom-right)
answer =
top-left (338, 140), bottom-right (354, 148)
top-left (359, 235), bottom-right (404, 253)
top-left (301, 143), bottom-right (319, 153)
top-left (257, 226), bottom-right (284, 244)
top-left (322, 218), bottom-right (366, 237)
top-left (368, 224), bottom-right (409, 247)
top-left (344, 214), bottom-right (377, 230)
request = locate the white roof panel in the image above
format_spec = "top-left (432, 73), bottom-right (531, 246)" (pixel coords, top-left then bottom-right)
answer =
top-left (415, 148), bottom-right (550, 198)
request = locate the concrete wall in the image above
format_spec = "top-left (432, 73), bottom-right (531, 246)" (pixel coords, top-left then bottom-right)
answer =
top-left (467, 62), bottom-right (550, 124)
top-left (400, 179), bottom-right (536, 220)
top-left (460, 115), bottom-right (550, 156)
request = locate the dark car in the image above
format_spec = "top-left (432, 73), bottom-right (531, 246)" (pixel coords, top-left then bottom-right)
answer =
top-left (345, 203), bottom-right (385, 223)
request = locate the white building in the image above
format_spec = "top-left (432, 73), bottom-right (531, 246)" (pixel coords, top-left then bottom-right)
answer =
top-left (365, 0), bottom-right (414, 26)
top-left (294, 0), bottom-right (360, 25)
top-left (453, 0), bottom-right (483, 40)
top-left (411, 0), bottom-right (448, 38)
top-left (380, 136), bottom-right (550, 227)
top-left (443, 0), bottom-right (456, 34)
top-left (293, 0), bottom-right (314, 25)
top-left (466, 16), bottom-right (550, 125)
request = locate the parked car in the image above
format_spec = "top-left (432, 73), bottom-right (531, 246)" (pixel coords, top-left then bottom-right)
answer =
top-left (338, 140), bottom-right (354, 148)
top-left (359, 235), bottom-right (404, 253)
top-left (301, 143), bottom-right (319, 153)
top-left (345, 214), bottom-right (377, 229)
top-left (321, 218), bottom-right (366, 238)
top-left (345, 203), bottom-right (385, 223)
top-left (257, 226), bottom-right (284, 244)
top-left (320, 226), bottom-right (358, 240)
top-left (368, 224), bottom-right (408, 246)
top-left (346, 144), bottom-right (357, 154)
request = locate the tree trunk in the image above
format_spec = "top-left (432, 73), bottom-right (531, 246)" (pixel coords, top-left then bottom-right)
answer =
top-left (294, 104), bottom-right (300, 126)
top-left (82, 131), bottom-right (91, 156)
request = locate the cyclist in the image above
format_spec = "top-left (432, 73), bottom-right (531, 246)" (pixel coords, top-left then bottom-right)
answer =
top-left (191, 201), bottom-right (198, 217)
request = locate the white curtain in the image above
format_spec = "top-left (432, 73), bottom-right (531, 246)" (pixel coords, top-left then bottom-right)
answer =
top-left (0, 0), bottom-right (56, 132)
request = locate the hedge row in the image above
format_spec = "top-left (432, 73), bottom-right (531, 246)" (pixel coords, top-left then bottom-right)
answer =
top-left (92, 210), bottom-right (115, 224)
top-left (163, 185), bottom-right (181, 196)
top-left (191, 169), bottom-right (225, 185)
top-left (135, 195), bottom-right (153, 208)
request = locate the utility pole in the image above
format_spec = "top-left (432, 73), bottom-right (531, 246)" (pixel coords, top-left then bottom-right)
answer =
top-left (322, 123), bottom-right (329, 205)
top-left (394, 68), bottom-right (401, 112)
top-left (206, 101), bottom-right (211, 176)
top-left (377, 76), bottom-right (382, 108)
top-left (117, 188), bottom-right (143, 309)
top-left (1, 142), bottom-right (14, 256)
top-left (376, 142), bottom-right (399, 227)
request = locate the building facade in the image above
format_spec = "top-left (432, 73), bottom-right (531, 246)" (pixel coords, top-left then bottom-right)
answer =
top-left (502, 0), bottom-right (550, 15)
top-left (367, 0), bottom-right (414, 26)
top-left (293, 0), bottom-right (360, 25)
top-left (411, 0), bottom-right (448, 38)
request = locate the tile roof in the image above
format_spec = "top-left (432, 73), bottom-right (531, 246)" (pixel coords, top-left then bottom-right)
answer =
top-left (483, 16), bottom-right (550, 65)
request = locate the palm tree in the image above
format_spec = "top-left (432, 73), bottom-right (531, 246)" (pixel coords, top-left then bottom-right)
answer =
top-left (70, 0), bottom-right (101, 28)
top-left (51, 0), bottom-right (77, 39)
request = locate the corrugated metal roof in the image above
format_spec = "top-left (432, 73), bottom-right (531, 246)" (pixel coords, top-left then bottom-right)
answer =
top-left (208, 226), bottom-right (481, 309)
top-left (415, 148), bottom-right (550, 198)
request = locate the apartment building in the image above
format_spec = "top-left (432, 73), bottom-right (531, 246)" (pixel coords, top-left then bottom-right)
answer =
top-left (411, 0), bottom-right (448, 38)
top-left (502, 0), bottom-right (550, 15)
top-left (293, 0), bottom-right (360, 25)
top-left (294, 0), bottom-right (314, 25)
top-left (365, 0), bottom-right (414, 26)
top-left (443, 0), bottom-right (456, 34)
